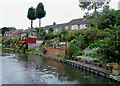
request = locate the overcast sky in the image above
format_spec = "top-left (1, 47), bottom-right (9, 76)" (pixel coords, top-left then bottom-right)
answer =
top-left (0, 0), bottom-right (119, 29)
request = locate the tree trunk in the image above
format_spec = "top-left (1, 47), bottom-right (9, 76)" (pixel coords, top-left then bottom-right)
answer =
top-left (31, 20), bottom-right (33, 32)
top-left (94, 1), bottom-right (98, 28)
top-left (39, 19), bottom-right (41, 28)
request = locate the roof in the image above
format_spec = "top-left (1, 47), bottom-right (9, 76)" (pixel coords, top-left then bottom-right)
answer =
top-left (23, 28), bottom-right (36, 33)
top-left (5, 29), bottom-right (22, 34)
top-left (44, 25), bottom-right (53, 30)
top-left (43, 18), bottom-right (90, 30)
top-left (68, 18), bottom-right (90, 25)
top-left (21, 35), bottom-right (36, 38)
top-left (53, 23), bottom-right (68, 28)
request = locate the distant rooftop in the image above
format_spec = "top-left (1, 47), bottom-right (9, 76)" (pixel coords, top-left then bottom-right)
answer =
top-left (43, 18), bottom-right (90, 30)
top-left (5, 29), bottom-right (22, 34)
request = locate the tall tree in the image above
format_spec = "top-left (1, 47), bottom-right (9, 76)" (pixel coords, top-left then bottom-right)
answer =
top-left (36, 3), bottom-right (46, 28)
top-left (79, 0), bottom-right (110, 27)
top-left (27, 7), bottom-right (36, 31)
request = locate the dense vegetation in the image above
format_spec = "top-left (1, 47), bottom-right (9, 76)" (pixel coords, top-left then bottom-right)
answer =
top-left (2, 3), bottom-right (120, 65)
top-left (40, 7), bottom-right (120, 64)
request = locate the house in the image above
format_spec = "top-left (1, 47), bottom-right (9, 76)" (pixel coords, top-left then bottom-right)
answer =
top-left (4, 29), bottom-right (23, 38)
top-left (21, 28), bottom-right (37, 37)
top-left (43, 18), bottom-right (90, 34)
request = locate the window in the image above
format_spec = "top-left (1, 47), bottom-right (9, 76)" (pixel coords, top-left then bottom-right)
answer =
top-left (45, 30), bottom-right (48, 33)
top-left (80, 24), bottom-right (87, 29)
top-left (72, 25), bottom-right (78, 30)
top-left (65, 26), bottom-right (69, 30)
top-left (59, 27), bottom-right (61, 31)
top-left (56, 28), bottom-right (58, 32)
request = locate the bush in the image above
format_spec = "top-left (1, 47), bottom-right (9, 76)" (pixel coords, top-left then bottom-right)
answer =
top-left (40, 45), bottom-right (45, 51)
top-left (65, 30), bottom-right (81, 42)
top-left (84, 27), bottom-right (102, 45)
top-left (89, 41), bottom-right (100, 49)
top-left (42, 41), bottom-right (45, 45)
top-left (67, 39), bottom-right (81, 57)
top-left (44, 33), bottom-right (54, 40)
top-left (72, 50), bottom-right (84, 57)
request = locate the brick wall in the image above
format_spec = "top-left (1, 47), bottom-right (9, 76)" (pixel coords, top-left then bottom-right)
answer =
top-left (13, 30), bottom-right (22, 37)
top-left (4, 30), bottom-right (22, 38)
top-left (45, 43), bottom-right (67, 56)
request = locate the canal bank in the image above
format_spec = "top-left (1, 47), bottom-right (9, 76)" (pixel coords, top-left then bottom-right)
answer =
top-left (2, 49), bottom-right (118, 84)
top-left (2, 48), bottom-right (120, 84)
top-left (41, 54), bottom-right (120, 83)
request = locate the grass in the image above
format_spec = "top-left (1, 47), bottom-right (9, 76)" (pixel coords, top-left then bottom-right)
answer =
top-left (26, 50), bottom-right (43, 55)
top-left (4, 48), bottom-right (15, 51)
top-left (56, 55), bottom-right (63, 58)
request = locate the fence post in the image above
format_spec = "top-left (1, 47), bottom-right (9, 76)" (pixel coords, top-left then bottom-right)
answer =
top-left (64, 44), bottom-right (67, 55)
top-left (53, 43), bottom-right (55, 49)
top-left (45, 43), bottom-right (47, 49)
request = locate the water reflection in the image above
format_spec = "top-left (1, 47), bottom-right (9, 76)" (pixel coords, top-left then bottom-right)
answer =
top-left (2, 49), bottom-right (116, 84)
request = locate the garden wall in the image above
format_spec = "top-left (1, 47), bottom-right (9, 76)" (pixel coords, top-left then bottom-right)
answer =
top-left (45, 43), bottom-right (67, 56)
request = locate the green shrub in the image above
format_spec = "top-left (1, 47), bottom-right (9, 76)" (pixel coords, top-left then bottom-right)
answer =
top-left (42, 41), bottom-right (45, 45)
top-left (72, 50), bottom-right (84, 57)
top-left (40, 45), bottom-right (45, 51)
top-left (84, 27), bottom-right (102, 45)
top-left (67, 39), bottom-right (81, 57)
top-left (89, 41), bottom-right (100, 49)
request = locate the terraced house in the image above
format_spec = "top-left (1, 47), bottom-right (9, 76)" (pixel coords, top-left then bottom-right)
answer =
top-left (43, 18), bottom-right (91, 34)
top-left (4, 29), bottom-right (23, 38)
top-left (21, 28), bottom-right (37, 37)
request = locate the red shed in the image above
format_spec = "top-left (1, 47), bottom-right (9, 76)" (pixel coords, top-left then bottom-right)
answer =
top-left (21, 35), bottom-right (36, 46)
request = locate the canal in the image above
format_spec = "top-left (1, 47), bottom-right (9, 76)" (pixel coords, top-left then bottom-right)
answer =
top-left (2, 49), bottom-right (117, 85)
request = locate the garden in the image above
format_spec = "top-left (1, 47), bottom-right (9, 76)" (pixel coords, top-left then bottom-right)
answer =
top-left (38, 6), bottom-right (120, 75)
top-left (2, 6), bottom-right (120, 75)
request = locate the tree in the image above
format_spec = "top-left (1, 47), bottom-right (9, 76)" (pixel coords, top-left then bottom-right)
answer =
top-left (25, 30), bottom-right (29, 38)
top-left (1, 27), bottom-right (16, 36)
top-left (36, 3), bottom-right (46, 28)
top-left (39, 28), bottom-right (46, 40)
top-left (97, 7), bottom-right (120, 29)
top-left (35, 27), bottom-right (40, 36)
top-left (48, 27), bottom-right (54, 33)
top-left (27, 7), bottom-right (36, 31)
top-left (79, 0), bottom-right (110, 27)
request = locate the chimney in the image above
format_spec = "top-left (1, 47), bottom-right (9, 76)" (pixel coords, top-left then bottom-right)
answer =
top-left (53, 22), bottom-right (56, 26)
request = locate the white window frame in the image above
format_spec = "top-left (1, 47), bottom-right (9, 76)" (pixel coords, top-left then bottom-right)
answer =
top-left (56, 28), bottom-right (58, 32)
top-left (45, 30), bottom-right (48, 33)
top-left (80, 24), bottom-right (87, 29)
top-left (59, 27), bottom-right (61, 31)
top-left (72, 25), bottom-right (78, 30)
top-left (65, 26), bottom-right (69, 30)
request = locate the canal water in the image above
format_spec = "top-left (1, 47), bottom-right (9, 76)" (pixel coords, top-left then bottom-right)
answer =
top-left (2, 49), bottom-right (117, 84)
